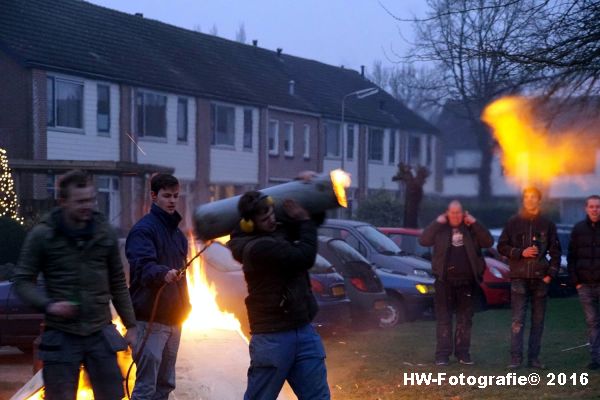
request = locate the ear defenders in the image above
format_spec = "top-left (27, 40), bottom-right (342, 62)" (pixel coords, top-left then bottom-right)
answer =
top-left (239, 194), bottom-right (274, 233)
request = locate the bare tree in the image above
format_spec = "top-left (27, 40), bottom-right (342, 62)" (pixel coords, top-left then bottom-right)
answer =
top-left (393, 0), bottom-right (544, 200)
top-left (370, 60), bottom-right (391, 89)
top-left (193, 24), bottom-right (202, 33)
top-left (209, 24), bottom-right (218, 36)
top-left (392, 163), bottom-right (430, 228)
top-left (235, 23), bottom-right (247, 44)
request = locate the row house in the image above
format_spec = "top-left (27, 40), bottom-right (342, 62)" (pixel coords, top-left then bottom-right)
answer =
top-left (0, 0), bottom-right (438, 233)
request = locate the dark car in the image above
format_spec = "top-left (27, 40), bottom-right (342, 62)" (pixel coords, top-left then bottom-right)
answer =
top-left (200, 241), bottom-right (351, 334)
top-left (0, 266), bottom-right (44, 352)
top-left (317, 236), bottom-right (389, 327)
top-left (379, 227), bottom-right (511, 307)
top-left (319, 220), bottom-right (434, 326)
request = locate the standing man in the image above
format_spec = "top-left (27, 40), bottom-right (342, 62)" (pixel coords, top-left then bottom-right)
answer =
top-left (568, 194), bottom-right (600, 370)
top-left (126, 173), bottom-right (191, 399)
top-left (420, 200), bottom-right (493, 366)
top-left (498, 187), bottom-right (561, 369)
top-left (228, 191), bottom-right (330, 400)
top-left (14, 170), bottom-right (137, 400)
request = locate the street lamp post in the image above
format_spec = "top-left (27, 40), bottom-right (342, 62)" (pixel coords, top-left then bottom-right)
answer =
top-left (340, 87), bottom-right (379, 171)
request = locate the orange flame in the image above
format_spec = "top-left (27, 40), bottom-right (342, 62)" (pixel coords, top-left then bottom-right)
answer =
top-left (330, 169), bottom-right (351, 207)
top-left (24, 235), bottom-right (246, 399)
top-left (482, 95), bottom-right (597, 188)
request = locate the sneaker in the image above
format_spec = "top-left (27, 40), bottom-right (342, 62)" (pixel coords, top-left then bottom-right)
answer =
top-left (507, 359), bottom-right (522, 369)
top-left (587, 361), bottom-right (600, 370)
top-left (458, 356), bottom-right (475, 365)
top-left (528, 359), bottom-right (546, 369)
top-left (435, 357), bottom-right (449, 366)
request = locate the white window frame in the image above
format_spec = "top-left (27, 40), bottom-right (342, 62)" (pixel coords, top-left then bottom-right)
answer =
top-left (346, 124), bottom-right (355, 161)
top-left (268, 119), bottom-right (279, 155)
top-left (47, 76), bottom-right (84, 131)
top-left (177, 97), bottom-right (188, 143)
top-left (211, 103), bottom-right (236, 147)
top-left (303, 124), bottom-right (310, 159)
top-left (325, 121), bottom-right (341, 158)
top-left (243, 108), bottom-right (253, 150)
top-left (389, 130), bottom-right (396, 165)
top-left (283, 121), bottom-right (294, 157)
top-left (368, 127), bottom-right (384, 162)
top-left (97, 84), bottom-right (110, 135)
top-left (136, 89), bottom-right (167, 139)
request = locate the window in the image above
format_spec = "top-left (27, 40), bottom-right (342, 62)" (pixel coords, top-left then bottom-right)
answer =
top-left (426, 135), bottom-right (433, 166)
top-left (243, 109), bottom-right (253, 149)
top-left (268, 120), bottom-right (279, 155)
top-left (136, 91), bottom-right (167, 138)
top-left (211, 104), bottom-right (235, 146)
top-left (96, 176), bottom-right (120, 226)
top-left (46, 175), bottom-right (57, 199)
top-left (303, 125), bottom-right (310, 158)
top-left (346, 124), bottom-right (355, 160)
top-left (97, 84), bottom-right (110, 134)
top-left (324, 122), bottom-right (341, 157)
top-left (283, 122), bottom-right (294, 156)
top-left (409, 135), bottom-right (422, 165)
top-left (389, 130), bottom-right (396, 164)
top-left (47, 77), bottom-right (83, 129)
top-left (368, 128), bottom-right (384, 161)
top-left (177, 98), bottom-right (188, 142)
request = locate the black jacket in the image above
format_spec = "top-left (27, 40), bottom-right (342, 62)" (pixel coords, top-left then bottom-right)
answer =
top-left (568, 217), bottom-right (600, 285)
top-left (228, 220), bottom-right (318, 334)
top-left (126, 204), bottom-right (191, 326)
top-left (419, 221), bottom-right (493, 282)
top-left (498, 211), bottom-right (561, 279)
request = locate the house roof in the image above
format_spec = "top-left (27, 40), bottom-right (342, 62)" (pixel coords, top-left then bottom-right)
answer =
top-left (0, 0), bottom-right (437, 134)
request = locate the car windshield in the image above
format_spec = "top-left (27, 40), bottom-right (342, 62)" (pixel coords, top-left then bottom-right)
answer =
top-left (310, 254), bottom-right (335, 274)
top-left (328, 239), bottom-right (370, 264)
top-left (390, 234), bottom-right (430, 258)
top-left (356, 225), bottom-right (404, 255)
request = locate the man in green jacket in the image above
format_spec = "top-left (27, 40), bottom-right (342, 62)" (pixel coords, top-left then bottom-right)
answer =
top-left (13, 170), bottom-right (137, 400)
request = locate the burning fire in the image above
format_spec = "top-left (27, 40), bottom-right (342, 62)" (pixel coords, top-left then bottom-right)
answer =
top-left (22, 235), bottom-right (245, 399)
top-left (330, 169), bottom-right (351, 207)
top-left (481, 95), bottom-right (597, 188)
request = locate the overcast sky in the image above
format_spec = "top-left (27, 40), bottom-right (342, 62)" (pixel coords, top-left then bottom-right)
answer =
top-left (86, 0), bottom-right (428, 74)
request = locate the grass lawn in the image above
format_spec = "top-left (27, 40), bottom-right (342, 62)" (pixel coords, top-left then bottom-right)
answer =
top-left (322, 296), bottom-right (599, 399)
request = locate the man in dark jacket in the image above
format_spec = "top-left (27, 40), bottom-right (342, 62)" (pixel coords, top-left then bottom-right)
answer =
top-left (14, 170), bottom-right (137, 400)
top-left (498, 187), bottom-right (561, 369)
top-left (126, 173), bottom-right (191, 400)
top-left (568, 194), bottom-right (600, 370)
top-left (228, 190), bottom-right (330, 400)
top-left (420, 200), bottom-right (493, 366)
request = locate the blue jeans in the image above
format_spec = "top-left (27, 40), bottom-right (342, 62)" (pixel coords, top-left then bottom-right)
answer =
top-left (132, 321), bottom-right (182, 400)
top-left (38, 327), bottom-right (125, 400)
top-left (245, 324), bottom-right (330, 400)
top-left (577, 283), bottom-right (600, 363)
top-left (510, 279), bottom-right (548, 362)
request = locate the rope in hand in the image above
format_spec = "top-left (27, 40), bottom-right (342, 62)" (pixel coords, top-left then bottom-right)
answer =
top-left (125, 242), bottom-right (210, 399)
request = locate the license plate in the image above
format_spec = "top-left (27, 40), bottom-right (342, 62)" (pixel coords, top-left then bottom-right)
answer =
top-left (332, 286), bottom-right (345, 297)
top-left (374, 300), bottom-right (387, 310)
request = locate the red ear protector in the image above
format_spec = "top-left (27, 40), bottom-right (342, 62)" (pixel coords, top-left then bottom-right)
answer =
top-left (239, 194), bottom-right (274, 233)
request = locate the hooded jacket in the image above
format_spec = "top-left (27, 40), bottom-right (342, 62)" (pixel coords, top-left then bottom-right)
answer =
top-left (498, 211), bottom-right (561, 279)
top-left (227, 220), bottom-right (318, 334)
top-left (419, 220), bottom-right (493, 282)
top-left (568, 217), bottom-right (600, 285)
top-left (126, 204), bottom-right (191, 326)
top-left (14, 208), bottom-right (136, 336)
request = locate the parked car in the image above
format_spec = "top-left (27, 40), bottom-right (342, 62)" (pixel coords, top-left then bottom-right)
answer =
top-left (488, 227), bottom-right (575, 297)
top-left (379, 227), bottom-right (511, 307)
top-left (0, 266), bottom-right (44, 352)
top-left (317, 236), bottom-right (389, 327)
top-left (200, 241), bottom-right (352, 334)
top-left (318, 220), bottom-right (434, 326)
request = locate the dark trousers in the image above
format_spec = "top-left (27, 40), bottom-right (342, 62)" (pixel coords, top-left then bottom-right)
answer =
top-left (434, 279), bottom-right (475, 360)
top-left (577, 283), bottom-right (600, 363)
top-left (510, 278), bottom-right (548, 362)
top-left (38, 328), bottom-right (124, 400)
top-left (245, 323), bottom-right (330, 400)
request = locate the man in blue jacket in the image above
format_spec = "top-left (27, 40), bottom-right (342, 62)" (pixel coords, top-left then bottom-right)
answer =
top-left (126, 173), bottom-right (191, 400)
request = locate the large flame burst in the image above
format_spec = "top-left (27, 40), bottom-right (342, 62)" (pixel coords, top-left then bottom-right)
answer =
top-left (482, 96), bottom-right (597, 189)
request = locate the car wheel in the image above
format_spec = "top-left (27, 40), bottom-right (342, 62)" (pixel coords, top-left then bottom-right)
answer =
top-left (378, 297), bottom-right (406, 328)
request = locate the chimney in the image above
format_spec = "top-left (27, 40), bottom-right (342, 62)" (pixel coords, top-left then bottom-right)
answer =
top-left (360, 65), bottom-right (365, 77)
top-left (277, 48), bottom-right (283, 57)
top-left (252, 40), bottom-right (258, 47)
top-left (289, 80), bottom-right (295, 95)
top-left (134, 12), bottom-right (143, 18)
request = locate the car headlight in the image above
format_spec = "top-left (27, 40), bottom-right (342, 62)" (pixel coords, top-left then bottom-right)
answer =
top-left (415, 284), bottom-right (435, 294)
top-left (413, 269), bottom-right (430, 278)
